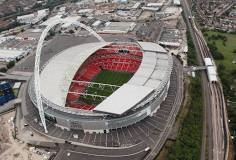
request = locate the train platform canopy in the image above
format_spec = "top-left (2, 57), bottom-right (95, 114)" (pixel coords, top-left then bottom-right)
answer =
top-left (207, 66), bottom-right (217, 82)
top-left (204, 58), bottom-right (213, 66)
top-left (94, 84), bottom-right (154, 115)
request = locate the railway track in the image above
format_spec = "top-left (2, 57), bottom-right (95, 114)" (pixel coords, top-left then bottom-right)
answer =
top-left (182, 0), bottom-right (230, 159)
top-left (211, 82), bottom-right (225, 160)
top-left (197, 27), bottom-right (230, 160)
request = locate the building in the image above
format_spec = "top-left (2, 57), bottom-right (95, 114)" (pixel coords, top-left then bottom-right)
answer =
top-left (98, 22), bottom-right (136, 33)
top-left (0, 48), bottom-right (28, 62)
top-left (17, 9), bottom-right (49, 24)
top-left (28, 41), bottom-right (173, 133)
top-left (0, 82), bottom-right (14, 105)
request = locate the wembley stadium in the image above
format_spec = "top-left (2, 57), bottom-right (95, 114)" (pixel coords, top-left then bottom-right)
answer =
top-left (28, 41), bottom-right (173, 133)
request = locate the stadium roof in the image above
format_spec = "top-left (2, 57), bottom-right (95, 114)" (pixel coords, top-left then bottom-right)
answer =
top-left (40, 42), bottom-right (110, 107)
top-left (138, 42), bottom-right (167, 53)
top-left (128, 46), bottom-right (171, 92)
top-left (40, 42), bottom-right (172, 115)
top-left (94, 43), bottom-right (171, 115)
top-left (94, 84), bottom-right (154, 115)
top-left (128, 52), bottom-right (156, 85)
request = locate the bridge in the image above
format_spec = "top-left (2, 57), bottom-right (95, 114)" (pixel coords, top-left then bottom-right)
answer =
top-left (192, 66), bottom-right (207, 71)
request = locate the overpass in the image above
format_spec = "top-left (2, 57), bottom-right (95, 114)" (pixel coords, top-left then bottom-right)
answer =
top-left (192, 66), bottom-right (207, 71)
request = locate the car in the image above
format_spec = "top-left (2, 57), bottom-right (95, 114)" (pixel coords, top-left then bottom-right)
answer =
top-left (145, 147), bottom-right (151, 152)
top-left (29, 131), bottom-right (34, 136)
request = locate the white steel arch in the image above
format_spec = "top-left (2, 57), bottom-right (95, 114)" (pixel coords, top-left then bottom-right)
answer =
top-left (35, 20), bottom-right (105, 133)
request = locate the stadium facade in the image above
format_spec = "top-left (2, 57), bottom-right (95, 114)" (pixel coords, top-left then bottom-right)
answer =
top-left (28, 41), bottom-right (173, 133)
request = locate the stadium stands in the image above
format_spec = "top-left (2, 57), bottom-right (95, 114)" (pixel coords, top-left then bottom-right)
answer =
top-left (66, 44), bottom-right (143, 110)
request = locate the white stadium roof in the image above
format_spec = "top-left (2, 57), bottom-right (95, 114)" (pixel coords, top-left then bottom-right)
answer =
top-left (40, 42), bottom-right (172, 115)
top-left (94, 84), bottom-right (154, 115)
top-left (128, 52), bottom-right (156, 85)
top-left (128, 49), bottom-right (171, 90)
top-left (138, 42), bottom-right (167, 53)
top-left (40, 42), bottom-right (110, 107)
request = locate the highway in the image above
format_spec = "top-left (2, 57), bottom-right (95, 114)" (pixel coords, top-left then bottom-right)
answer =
top-left (181, 0), bottom-right (230, 159)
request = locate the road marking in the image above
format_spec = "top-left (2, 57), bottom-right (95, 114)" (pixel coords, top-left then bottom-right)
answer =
top-left (66, 148), bottom-right (145, 157)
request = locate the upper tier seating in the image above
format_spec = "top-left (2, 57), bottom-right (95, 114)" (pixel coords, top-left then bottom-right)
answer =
top-left (66, 44), bottom-right (143, 110)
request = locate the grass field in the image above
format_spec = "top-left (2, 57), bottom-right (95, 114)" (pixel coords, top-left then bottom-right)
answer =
top-left (79, 70), bottom-right (133, 105)
top-left (204, 31), bottom-right (236, 73)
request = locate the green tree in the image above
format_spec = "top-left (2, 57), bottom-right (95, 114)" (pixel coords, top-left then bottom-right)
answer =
top-left (69, 29), bottom-right (74, 34)
top-left (49, 29), bottom-right (55, 37)
top-left (7, 61), bottom-right (15, 69)
top-left (203, 33), bottom-right (208, 37)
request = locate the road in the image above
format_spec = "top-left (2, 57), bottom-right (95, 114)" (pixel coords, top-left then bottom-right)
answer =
top-left (54, 142), bottom-right (147, 160)
top-left (181, 0), bottom-right (230, 159)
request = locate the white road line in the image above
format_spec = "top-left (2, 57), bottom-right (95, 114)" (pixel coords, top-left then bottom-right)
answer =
top-left (126, 127), bottom-right (133, 139)
top-left (66, 148), bottom-right (145, 158)
top-left (116, 129), bottom-right (120, 146)
top-left (121, 128), bottom-right (128, 146)
top-left (105, 133), bottom-right (107, 147)
top-left (93, 133), bottom-right (96, 144)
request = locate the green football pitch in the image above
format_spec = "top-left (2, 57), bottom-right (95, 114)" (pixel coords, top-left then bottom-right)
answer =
top-left (79, 70), bottom-right (133, 105)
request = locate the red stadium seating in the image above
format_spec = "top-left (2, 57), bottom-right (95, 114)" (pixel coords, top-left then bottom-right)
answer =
top-left (66, 44), bottom-right (143, 110)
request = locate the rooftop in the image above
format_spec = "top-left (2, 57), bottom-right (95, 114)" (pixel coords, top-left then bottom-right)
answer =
top-left (40, 42), bottom-right (172, 115)
top-left (94, 84), bottom-right (154, 115)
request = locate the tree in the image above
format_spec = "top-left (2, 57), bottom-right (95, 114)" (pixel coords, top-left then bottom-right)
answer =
top-left (212, 50), bottom-right (224, 60)
top-left (217, 63), bottom-right (225, 78)
top-left (203, 33), bottom-right (208, 37)
top-left (0, 68), bottom-right (7, 72)
top-left (223, 41), bottom-right (226, 46)
top-left (69, 29), bottom-right (74, 34)
top-left (231, 69), bottom-right (236, 78)
top-left (49, 29), bottom-right (55, 37)
top-left (7, 61), bottom-right (15, 69)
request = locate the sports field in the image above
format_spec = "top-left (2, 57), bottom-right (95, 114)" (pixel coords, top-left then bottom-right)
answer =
top-left (80, 70), bottom-right (133, 105)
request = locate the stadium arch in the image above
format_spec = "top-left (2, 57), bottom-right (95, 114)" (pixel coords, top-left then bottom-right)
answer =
top-left (34, 20), bottom-right (105, 133)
